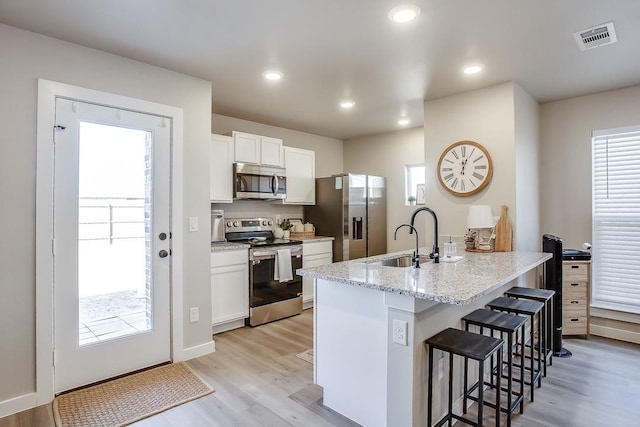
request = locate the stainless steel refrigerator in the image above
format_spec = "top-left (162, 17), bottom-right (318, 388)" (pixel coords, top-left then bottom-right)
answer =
top-left (304, 174), bottom-right (386, 262)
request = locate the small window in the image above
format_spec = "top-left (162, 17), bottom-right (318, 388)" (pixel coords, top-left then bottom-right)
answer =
top-left (405, 164), bottom-right (425, 205)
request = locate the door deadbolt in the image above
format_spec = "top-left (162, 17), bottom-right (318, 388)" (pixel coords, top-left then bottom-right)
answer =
top-left (159, 250), bottom-right (169, 258)
top-left (159, 232), bottom-right (167, 240)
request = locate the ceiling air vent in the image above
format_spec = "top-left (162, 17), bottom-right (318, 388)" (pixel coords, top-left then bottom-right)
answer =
top-left (573, 21), bottom-right (617, 51)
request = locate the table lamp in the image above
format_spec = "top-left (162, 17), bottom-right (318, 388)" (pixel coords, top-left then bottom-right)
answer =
top-left (467, 205), bottom-right (495, 251)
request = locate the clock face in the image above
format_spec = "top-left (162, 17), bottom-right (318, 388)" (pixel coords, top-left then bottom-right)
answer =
top-left (437, 141), bottom-right (493, 196)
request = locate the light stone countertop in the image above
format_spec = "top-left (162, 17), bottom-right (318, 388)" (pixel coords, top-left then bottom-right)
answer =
top-left (297, 249), bottom-right (552, 305)
top-left (297, 236), bottom-right (334, 243)
top-left (211, 236), bottom-right (334, 251)
top-left (210, 242), bottom-right (250, 252)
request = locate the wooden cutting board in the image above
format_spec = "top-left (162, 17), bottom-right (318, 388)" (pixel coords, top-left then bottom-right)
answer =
top-left (494, 205), bottom-right (512, 252)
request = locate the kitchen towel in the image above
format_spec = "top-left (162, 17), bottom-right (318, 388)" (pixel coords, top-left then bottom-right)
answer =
top-left (274, 248), bottom-right (293, 282)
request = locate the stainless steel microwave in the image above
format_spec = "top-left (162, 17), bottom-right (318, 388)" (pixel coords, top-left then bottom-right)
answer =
top-left (233, 163), bottom-right (286, 200)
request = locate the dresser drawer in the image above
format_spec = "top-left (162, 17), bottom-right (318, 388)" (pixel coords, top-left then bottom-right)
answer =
top-left (563, 316), bottom-right (588, 335)
top-left (563, 281), bottom-right (588, 299)
top-left (563, 262), bottom-right (589, 281)
top-left (564, 298), bottom-right (588, 312)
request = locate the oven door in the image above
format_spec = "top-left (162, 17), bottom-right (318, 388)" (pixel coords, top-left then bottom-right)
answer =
top-left (249, 248), bottom-right (302, 308)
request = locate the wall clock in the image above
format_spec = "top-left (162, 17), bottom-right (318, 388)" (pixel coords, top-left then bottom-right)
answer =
top-left (437, 140), bottom-right (493, 196)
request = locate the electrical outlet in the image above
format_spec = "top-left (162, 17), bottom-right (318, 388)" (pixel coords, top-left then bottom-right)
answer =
top-left (190, 307), bottom-right (199, 323)
top-left (438, 356), bottom-right (444, 380)
top-left (392, 319), bottom-right (408, 346)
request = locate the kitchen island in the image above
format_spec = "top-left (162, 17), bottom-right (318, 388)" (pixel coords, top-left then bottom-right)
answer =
top-left (297, 249), bottom-right (551, 427)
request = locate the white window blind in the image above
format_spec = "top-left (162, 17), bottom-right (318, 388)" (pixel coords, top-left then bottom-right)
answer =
top-left (592, 125), bottom-right (640, 314)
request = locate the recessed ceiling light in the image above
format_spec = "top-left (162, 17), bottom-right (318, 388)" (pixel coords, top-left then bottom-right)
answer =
top-left (263, 70), bottom-right (283, 80)
top-left (340, 100), bottom-right (356, 109)
top-left (388, 5), bottom-right (421, 23)
top-left (398, 118), bottom-right (411, 126)
top-left (463, 65), bottom-right (484, 75)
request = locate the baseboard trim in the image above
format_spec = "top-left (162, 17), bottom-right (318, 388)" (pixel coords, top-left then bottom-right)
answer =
top-left (0, 392), bottom-right (38, 419)
top-left (176, 340), bottom-right (216, 362)
top-left (590, 324), bottom-right (640, 345)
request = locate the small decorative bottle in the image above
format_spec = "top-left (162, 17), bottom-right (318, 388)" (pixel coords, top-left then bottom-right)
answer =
top-left (444, 236), bottom-right (457, 258)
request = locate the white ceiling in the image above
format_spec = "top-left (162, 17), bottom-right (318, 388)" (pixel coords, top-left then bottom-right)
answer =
top-left (1, 0), bottom-right (639, 139)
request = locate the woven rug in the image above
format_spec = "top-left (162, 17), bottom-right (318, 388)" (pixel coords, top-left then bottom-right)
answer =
top-left (53, 362), bottom-right (214, 427)
top-left (296, 349), bottom-right (314, 364)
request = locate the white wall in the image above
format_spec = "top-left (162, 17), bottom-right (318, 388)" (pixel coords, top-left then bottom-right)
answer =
top-left (212, 114), bottom-right (343, 178)
top-left (514, 84), bottom-right (541, 251)
top-left (343, 127), bottom-right (426, 253)
top-left (540, 84), bottom-right (640, 248)
top-left (423, 83), bottom-right (520, 248)
top-left (0, 24), bottom-right (212, 406)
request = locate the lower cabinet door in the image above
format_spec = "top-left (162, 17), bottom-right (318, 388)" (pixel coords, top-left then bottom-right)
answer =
top-left (211, 252), bottom-right (249, 325)
top-left (302, 253), bottom-right (332, 304)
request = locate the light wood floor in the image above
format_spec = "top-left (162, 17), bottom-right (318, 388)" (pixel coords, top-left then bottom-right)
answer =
top-left (2, 309), bottom-right (640, 426)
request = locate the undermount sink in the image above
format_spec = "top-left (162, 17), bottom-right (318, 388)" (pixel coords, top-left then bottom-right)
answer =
top-left (370, 254), bottom-right (429, 267)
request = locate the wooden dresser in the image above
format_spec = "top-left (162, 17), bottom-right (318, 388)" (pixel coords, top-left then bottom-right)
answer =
top-left (562, 260), bottom-right (590, 336)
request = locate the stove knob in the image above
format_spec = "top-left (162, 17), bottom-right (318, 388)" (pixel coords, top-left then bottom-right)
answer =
top-left (233, 221), bottom-right (239, 227)
top-left (226, 221), bottom-right (233, 227)
top-left (262, 220), bottom-right (268, 226)
top-left (268, 220), bottom-right (273, 226)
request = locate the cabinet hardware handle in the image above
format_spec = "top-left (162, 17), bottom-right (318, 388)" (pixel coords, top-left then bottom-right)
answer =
top-left (571, 300), bottom-right (579, 304)
top-left (571, 265), bottom-right (579, 269)
top-left (570, 283), bottom-right (579, 286)
top-left (571, 318), bottom-right (579, 322)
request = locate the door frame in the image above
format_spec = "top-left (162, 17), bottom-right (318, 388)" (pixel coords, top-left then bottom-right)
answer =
top-left (35, 79), bottom-right (185, 404)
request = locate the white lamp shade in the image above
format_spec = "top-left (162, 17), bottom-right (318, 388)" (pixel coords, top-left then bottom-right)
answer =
top-left (467, 205), bottom-right (495, 228)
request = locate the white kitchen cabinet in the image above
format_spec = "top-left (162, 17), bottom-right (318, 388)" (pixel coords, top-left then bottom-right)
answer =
top-left (284, 147), bottom-right (315, 205)
top-left (302, 240), bottom-right (333, 309)
top-left (232, 131), bottom-right (283, 166)
top-left (211, 249), bottom-right (249, 333)
top-left (210, 134), bottom-right (234, 203)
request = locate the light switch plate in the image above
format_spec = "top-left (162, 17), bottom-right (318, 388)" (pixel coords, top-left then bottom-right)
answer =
top-left (189, 216), bottom-right (198, 232)
top-left (190, 307), bottom-right (199, 323)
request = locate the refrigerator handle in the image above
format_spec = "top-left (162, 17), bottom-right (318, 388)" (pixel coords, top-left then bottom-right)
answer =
top-left (352, 217), bottom-right (363, 240)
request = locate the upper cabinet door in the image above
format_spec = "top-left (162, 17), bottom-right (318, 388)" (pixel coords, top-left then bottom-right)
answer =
top-left (210, 134), bottom-right (234, 203)
top-left (284, 147), bottom-right (315, 205)
top-left (260, 136), bottom-right (284, 167)
top-left (233, 131), bottom-right (261, 164)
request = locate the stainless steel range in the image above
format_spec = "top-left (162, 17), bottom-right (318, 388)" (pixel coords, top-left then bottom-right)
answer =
top-left (226, 217), bottom-right (303, 326)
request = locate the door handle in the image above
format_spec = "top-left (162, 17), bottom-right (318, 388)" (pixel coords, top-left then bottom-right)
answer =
top-left (159, 250), bottom-right (169, 258)
top-left (272, 175), bottom-right (279, 196)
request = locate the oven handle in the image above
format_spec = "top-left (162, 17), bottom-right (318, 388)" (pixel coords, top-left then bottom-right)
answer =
top-left (251, 247), bottom-right (303, 263)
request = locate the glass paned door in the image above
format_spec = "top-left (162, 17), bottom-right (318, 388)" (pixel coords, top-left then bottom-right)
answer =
top-left (77, 123), bottom-right (151, 345)
top-left (54, 98), bottom-right (171, 393)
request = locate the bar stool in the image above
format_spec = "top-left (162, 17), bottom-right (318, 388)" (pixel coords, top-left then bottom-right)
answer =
top-left (487, 297), bottom-right (544, 402)
top-left (462, 309), bottom-right (527, 427)
top-left (504, 287), bottom-right (555, 376)
top-left (426, 327), bottom-right (503, 427)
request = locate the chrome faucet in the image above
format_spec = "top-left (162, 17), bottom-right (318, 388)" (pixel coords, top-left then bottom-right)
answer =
top-left (409, 207), bottom-right (440, 263)
top-left (394, 224), bottom-right (420, 268)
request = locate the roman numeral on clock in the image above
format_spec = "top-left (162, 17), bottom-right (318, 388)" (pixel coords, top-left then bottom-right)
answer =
top-left (451, 150), bottom-right (459, 160)
top-left (442, 167), bottom-right (453, 172)
top-left (460, 180), bottom-right (466, 191)
top-left (444, 173), bottom-right (454, 182)
top-left (451, 178), bottom-right (458, 189)
top-left (473, 172), bottom-right (484, 181)
top-left (473, 154), bottom-right (485, 163)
